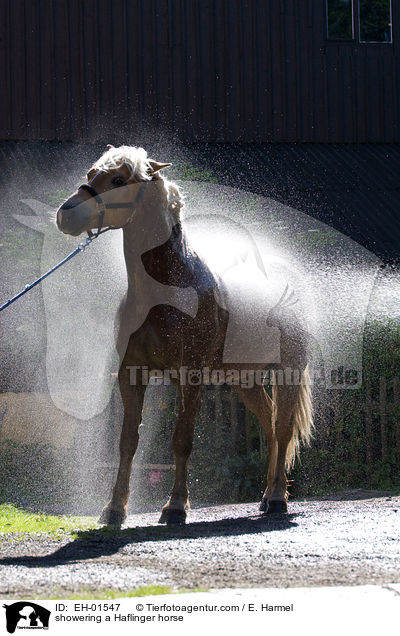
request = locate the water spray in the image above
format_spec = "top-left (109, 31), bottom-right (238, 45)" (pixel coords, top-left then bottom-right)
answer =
top-left (0, 235), bottom-right (95, 313)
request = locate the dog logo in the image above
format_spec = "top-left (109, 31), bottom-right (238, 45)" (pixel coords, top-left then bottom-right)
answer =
top-left (3, 602), bottom-right (50, 633)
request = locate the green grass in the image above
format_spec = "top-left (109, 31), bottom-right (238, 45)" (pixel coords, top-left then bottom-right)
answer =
top-left (6, 586), bottom-right (209, 600)
top-left (0, 503), bottom-right (99, 537)
top-left (30, 586), bottom-right (176, 600)
top-left (172, 162), bottom-right (218, 183)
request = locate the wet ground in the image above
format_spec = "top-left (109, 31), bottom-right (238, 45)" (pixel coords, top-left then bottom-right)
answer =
top-left (0, 493), bottom-right (399, 597)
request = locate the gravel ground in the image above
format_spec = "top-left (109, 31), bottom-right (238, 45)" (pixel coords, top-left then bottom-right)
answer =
top-left (0, 493), bottom-right (399, 597)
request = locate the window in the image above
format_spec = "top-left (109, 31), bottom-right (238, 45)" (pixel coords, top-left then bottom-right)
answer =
top-left (327, 0), bottom-right (354, 40)
top-left (326, 0), bottom-right (392, 43)
top-left (359, 0), bottom-right (392, 42)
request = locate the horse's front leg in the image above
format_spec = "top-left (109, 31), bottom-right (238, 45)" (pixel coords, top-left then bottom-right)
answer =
top-left (99, 367), bottom-right (145, 526)
top-left (159, 385), bottom-right (201, 525)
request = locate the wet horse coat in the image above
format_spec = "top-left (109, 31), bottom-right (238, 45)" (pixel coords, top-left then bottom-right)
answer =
top-left (57, 145), bottom-right (312, 525)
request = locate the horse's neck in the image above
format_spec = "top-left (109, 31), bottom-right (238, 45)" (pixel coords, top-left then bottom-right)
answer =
top-left (123, 219), bottom-right (193, 289)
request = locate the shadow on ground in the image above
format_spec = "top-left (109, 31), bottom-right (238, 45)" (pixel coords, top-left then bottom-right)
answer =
top-left (0, 513), bottom-right (299, 568)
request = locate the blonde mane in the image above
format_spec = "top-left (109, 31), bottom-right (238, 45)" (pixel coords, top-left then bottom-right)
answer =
top-left (90, 145), bottom-right (184, 220)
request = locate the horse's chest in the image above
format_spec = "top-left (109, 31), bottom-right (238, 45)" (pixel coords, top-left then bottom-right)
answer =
top-left (128, 303), bottom-right (221, 369)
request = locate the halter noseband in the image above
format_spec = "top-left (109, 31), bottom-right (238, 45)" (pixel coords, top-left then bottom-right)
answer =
top-left (78, 181), bottom-right (146, 240)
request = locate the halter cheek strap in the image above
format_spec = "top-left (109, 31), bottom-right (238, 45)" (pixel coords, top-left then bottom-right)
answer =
top-left (78, 182), bottom-right (145, 239)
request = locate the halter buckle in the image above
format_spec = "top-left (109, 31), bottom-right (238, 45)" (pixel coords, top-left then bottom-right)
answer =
top-left (96, 202), bottom-right (107, 215)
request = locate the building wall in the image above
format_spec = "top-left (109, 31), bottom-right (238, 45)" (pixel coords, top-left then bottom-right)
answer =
top-left (0, 0), bottom-right (399, 142)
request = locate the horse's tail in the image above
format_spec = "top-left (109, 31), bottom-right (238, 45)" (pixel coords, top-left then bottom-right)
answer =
top-left (284, 365), bottom-right (313, 471)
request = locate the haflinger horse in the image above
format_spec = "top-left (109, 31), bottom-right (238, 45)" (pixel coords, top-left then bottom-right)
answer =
top-left (57, 145), bottom-right (313, 526)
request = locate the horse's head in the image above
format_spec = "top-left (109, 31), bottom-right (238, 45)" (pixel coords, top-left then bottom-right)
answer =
top-left (56, 145), bottom-right (172, 236)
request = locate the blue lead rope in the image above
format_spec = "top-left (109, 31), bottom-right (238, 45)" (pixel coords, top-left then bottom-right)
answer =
top-left (0, 236), bottom-right (93, 313)
top-left (0, 177), bottom-right (136, 314)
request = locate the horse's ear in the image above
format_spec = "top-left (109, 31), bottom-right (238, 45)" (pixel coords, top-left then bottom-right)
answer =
top-left (148, 160), bottom-right (172, 175)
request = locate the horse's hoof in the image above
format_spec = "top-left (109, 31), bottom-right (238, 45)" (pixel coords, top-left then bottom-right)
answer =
top-left (158, 508), bottom-right (187, 525)
top-left (99, 507), bottom-right (126, 527)
top-left (259, 497), bottom-right (268, 512)
top-left (265, 500), bottom-right (288, 514)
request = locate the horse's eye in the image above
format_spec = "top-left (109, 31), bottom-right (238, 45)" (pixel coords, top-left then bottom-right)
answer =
top-left (112, 176), bottom-right (125, 187)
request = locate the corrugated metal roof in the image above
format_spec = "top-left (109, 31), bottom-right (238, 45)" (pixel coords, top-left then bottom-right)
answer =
top-left (1, 0), bottom-right (399, 143)
top-left (0, 141), bottom-right (399, 261)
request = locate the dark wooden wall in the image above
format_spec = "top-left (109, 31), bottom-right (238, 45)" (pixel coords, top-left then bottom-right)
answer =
top-left (1, 0), bottom-right (399, 142)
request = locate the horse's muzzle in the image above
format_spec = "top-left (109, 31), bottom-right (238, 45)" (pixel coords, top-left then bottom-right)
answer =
top-left (57, 197), bottom-right (93, 235)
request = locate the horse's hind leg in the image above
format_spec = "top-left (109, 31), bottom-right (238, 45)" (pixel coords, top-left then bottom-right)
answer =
top-left (266, 384), bottom-right (300, 513)
top-left (234, 385), bottom-right (276, 511)
top-left (159, 385), bottom-right (201, 525)
top-left (99, 366), bottom-right (145, 526)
